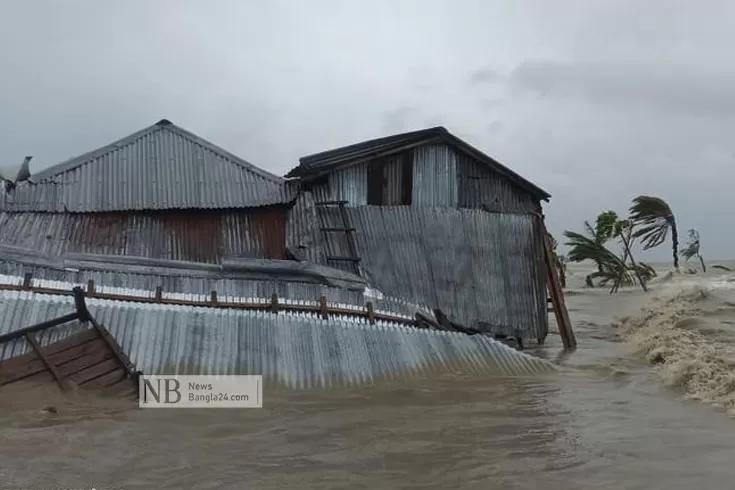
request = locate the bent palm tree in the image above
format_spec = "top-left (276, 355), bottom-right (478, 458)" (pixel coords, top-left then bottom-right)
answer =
top-left (629, 196), bottom-right (679, 270)
top-left (563, 228), bottom-right (655, 289)
top-left (564, 211), bottom-right (656, 291)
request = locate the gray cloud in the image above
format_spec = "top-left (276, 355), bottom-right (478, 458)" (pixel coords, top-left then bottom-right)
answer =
top-left (510, 60), bottom-right (735, 119)
top-left (1, 0), bottom-right (734, 260)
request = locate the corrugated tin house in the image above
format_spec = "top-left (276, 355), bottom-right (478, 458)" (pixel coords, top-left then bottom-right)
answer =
top-left (0, 120), bottom-right (562, 392)
top-left (0, 119), bottom-right (295, 263)
top-left (286, 127), bottom-right (553, 342)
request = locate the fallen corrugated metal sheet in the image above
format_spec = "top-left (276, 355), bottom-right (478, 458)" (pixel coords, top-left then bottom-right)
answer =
top-left (0, 252), bottom-right (433, 320)
top-left (0, 208), bottom-right (289, 263)
top-left (0, 119), bottom-right (294, 212)
top-left (314, 204), bottom-right (548, 340)
top-left (0, 290), bottom-right (557, 387)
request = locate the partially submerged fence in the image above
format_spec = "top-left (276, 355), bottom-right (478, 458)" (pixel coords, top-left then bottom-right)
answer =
top-left (0, 272), bottom-right (453, 331)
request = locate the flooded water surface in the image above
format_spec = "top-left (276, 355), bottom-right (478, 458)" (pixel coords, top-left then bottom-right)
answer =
top-left (3, 263), bottom-right (735, 489)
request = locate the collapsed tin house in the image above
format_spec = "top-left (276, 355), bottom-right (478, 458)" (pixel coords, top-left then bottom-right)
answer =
top-left (0, 120), bottom-right (567, 393)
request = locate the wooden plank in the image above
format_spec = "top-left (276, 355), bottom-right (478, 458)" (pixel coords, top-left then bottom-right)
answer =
top-left (46, 337), bottom-right (106, 364)
top-left (78, 366), bottom-right (126, 390)
top-left (4, 370), bottom-right (56, 388)
top-left (40, 329), bottom-right (100, 356)
top-left (56, 347), bottom-right (114, 378)
top-left (68, 358), bottom-right (121, 386)
top-left (0, 357), bottom-right (48, 385)
top-left (87, 318), bottom-right (136, 376)
top-left (25, 332), bottom-right (69, 391)
top-left (540, 222), bottom-right (576, 349)
top-left (0, 331), bottom-right (106, 385)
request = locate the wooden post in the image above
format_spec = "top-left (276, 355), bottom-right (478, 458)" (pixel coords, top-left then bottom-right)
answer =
top-left (210, 290), bottom-right (218, 305)
top-left (366, 301), bottom-right (375, 325)
top-left (319, 296), bottom-right (328, 319)
top-left (87, 279), bottom-right (96, 297)
top-left (154, 286), bottom-right (163, 302)
top-left (22, 272), bottom-right (33, 289)
top-left (87, 317), bottom-right (137, 377)
top-left (538, 214), bottom-right (576, 349)
top-left (270, 293), bottom-right (279, 313)
top-left (25, 332), bottom-right (69, 391)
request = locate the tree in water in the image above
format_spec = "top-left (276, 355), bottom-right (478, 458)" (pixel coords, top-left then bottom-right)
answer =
top-left (563, 210), bottom-right (655, 290)
top-left (681, 229), bottom-right (706, 272)
top-left (629, 196), bottom-right (679, 271)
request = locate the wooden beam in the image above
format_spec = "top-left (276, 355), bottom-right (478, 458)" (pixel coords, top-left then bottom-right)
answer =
top-left (538, 214), bottom-right (576, 349)
top-left (25, 332), bottom-right (69, 391)
top-left (87, 316), bottom-right (136, 377)
top-left (366, 301), bottom-right (375, 325)
top-left (319, 295), bottom-right (328, 319)
top-left (22, 272), bottom-right (32, 289)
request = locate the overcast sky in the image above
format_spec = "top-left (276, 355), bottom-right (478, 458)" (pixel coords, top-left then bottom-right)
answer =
top-left (1, 0), bottom-right (733, 261)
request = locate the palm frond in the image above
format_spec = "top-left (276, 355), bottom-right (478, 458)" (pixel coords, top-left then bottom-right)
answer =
top-left (594, 210), bottom-right (619, 243)
top-left (629, 195), bottom-right (674, 250)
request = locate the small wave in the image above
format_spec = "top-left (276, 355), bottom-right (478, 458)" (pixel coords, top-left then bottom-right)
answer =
top-left (619, 274), bottom-right (735, 416)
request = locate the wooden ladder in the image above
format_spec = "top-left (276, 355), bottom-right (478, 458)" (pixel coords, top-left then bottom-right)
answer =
top-left (315, 200), bottom-right (362, 276)
top-left (539, 216), bottom-right (576, 350)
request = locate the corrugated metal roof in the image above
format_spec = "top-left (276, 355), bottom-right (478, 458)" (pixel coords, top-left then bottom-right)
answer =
top-left (287, 126), bottom-right (550, 201)
top-left (310, 203), bottom-right (548, 340)
top-left (0, 290), bottom-right (557, 387)
top-left (0, 119), bottom-right (294, 212)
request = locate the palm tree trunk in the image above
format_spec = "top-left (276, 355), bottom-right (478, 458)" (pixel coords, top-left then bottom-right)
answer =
top-left (698, 254), bottom-right (706, 273)
top-left (667, 215), bottom-right (679, 270)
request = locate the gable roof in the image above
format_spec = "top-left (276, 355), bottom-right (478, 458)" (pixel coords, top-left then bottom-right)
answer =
top-left (287, 126), bottom-right (550, 201)
top-left (1, 119), bottom-right (293, 212)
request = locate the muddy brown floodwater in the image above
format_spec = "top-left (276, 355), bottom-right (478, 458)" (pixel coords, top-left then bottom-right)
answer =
top-left (2, 265), bottom-right (735, 489)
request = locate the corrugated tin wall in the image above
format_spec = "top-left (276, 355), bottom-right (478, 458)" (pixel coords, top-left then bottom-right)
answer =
top-left (308, 143), bottom-right (539, 213)
top-left (0, 209), bottom-right (288, 264)
top-left (313, 205), bottom-right (548, 341)
top-left (456, 155), bottom-right (538, 213)
top-left (382, 155), bottom-right (407, 205)
top-left (327, 165), bottom-right (368, 205)
top-left (412, 145), bottom-right (458, 208)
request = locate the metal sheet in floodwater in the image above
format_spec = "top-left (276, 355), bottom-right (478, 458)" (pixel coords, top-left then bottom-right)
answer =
top-left (0, 290), bottom-right (557, 390)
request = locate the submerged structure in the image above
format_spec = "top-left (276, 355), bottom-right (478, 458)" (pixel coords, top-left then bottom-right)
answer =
top-left (0, 119), bottom-right (566, 393)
